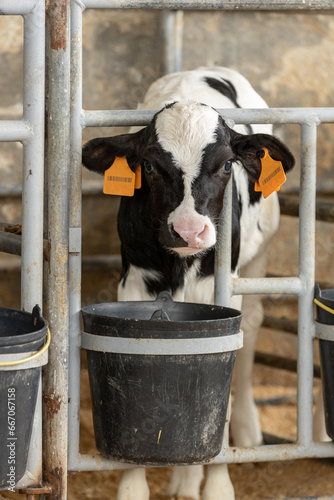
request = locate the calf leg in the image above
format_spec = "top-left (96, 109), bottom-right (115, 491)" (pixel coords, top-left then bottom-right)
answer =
top-left (202, 464), bottom-right (235, 500)
top-left (117, 469), bottom-right (149, 500)
top-left (203, 398), bottom-right (235, 500)
top-left (166, 465), bottom-right (204, 500)
top-left (230, 292), bottom-right (263, 446)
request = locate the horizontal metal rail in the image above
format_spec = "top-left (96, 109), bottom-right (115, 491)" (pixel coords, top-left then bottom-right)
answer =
top-left (233, 276), bottom-right (304, 296)
top-left (263, 497), bottom-right (334, 500)
top-left (0, 120), bottom-right (32, 142)
top-left (82, 107), bottom-right (334, 128)
top-left (71, 441), bottom-right (334, 471)
top-left (82, 0), bottom-right (334, 10)
top-left (0, 0), bottom-right (40, 15)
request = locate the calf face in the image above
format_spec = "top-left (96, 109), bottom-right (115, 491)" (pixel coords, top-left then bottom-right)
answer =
top-left (82, 100), bottom-right (294, 257)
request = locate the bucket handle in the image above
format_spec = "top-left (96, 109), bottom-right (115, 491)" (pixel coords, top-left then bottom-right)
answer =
top-left (314, 298), bottom-right (334, 316)
top-left (0, 328), bottom-right (51, 367)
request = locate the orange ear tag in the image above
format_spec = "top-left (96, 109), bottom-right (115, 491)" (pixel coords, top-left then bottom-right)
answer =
top-left (103, 157), bottom-right (136, 196)
top-left (254, 148), bottom-right (286, 199)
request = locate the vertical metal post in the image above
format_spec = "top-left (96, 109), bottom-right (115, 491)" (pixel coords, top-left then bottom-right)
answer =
top-left (21, 4), bottom-right (45, 312)
top-left (297, 122), bottom-right (317, 445)
top-left (214, 178), bottom-right (233, 307)
top-left (161, 10), bottom-right (183, 74)
top-left (43, 1), bottom-right (71, 498)
top-left (68, 0), bottom-right (83, 470)
top-left (214, 176), bottom-right (233, 453)
top-left (18, 1), bottom-right (46, 488)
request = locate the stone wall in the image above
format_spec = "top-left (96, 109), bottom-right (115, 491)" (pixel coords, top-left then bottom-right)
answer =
top-left (1, 9), bottom-right (334, 307)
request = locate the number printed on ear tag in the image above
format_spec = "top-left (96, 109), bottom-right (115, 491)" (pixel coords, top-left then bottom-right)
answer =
top-left (254, 148), bottom-right (286, 199)
top-left (103, 157), bottom-right (136, 196)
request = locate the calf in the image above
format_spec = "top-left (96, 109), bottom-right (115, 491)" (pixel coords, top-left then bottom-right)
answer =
top-left (82, 67), bottom-right (294, 500)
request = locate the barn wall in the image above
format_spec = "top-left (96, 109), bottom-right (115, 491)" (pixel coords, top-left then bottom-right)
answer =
top-left (0, 9), bottom-right (333, 307)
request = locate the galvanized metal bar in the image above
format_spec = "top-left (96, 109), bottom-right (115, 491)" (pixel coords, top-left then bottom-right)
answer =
top-left (262, 496), bottom-right (334, 500)
top-left (0, 0), bottom-right (39, 15)
top-left (232, 276), bottom-right (304, 295)
top-left (68, 0), bottom-right (84, 472)
top-left (21, 6), bottom-right (46, 312)
top-left (43, 0), bottom-right (71, 498)
top-left (82, 107), bottom-right (334, 128)
top-left (0, 120), bottom-right (32, 142)
top-left (70, 440), bottom-right (334, 471)
top-left (214, 177), bottom-right (233, 453)
top-left (83, 0), bottom-right (334, 10)
top-left (161, 10), bottom-right (183, 74)
top-left (215, 440), bottom-right (334, 464)
top-left (296, 123), bottom-right (317, 446)
top-left (214, 178), bottom-right (233, 307)
top-left (14, 1), bottom-right (46, 490)
top-left (72, 453), bottom-right (134, 472)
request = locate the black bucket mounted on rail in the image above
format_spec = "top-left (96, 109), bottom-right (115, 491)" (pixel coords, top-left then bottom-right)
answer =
top-left (315, 285), bottom-right (334, 440)
top-left (81, 291), bottom-right (243, 465)
top-left (0, 305), bottom-right (49, 490)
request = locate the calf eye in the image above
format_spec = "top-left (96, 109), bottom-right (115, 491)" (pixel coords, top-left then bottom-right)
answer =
top-left (143, 160), bottom-right (154, 173)
top-left (223, 159), bottom-right (233, 173)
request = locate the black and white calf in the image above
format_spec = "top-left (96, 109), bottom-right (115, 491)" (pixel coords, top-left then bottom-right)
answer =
top-left (82, 68), bottom-right (295, 500)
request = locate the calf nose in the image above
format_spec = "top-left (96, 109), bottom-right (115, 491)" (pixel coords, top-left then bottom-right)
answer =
top-left (172, 222), bottom-right (208, 248)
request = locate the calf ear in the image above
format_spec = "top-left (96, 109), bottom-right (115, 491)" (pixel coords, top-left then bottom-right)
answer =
top-left (231, 132), bottom-right (295, 182)
top-left (82, 128), bottom-right (147, 175)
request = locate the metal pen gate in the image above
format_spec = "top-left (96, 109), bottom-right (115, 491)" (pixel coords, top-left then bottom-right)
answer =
top-left (0, 0), bottom-right (45, 492)
top-left (1, 1), bottom-right (334, 499)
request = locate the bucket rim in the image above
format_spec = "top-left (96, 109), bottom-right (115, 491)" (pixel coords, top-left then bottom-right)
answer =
top-left (81, 300), bottom-right (242, 326)
top-left (315, 285), bottom-right (334, 305)
top-left (0, 306), bottom-right (48, 347)
top-left (0, 329), bottom-right (50, 369)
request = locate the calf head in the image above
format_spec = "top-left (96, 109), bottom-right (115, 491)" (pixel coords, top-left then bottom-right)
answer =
top-left (82, 100), bottom-right (294, 257)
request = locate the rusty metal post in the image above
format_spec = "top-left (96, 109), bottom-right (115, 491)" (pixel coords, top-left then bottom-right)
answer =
top-left (43, 0), bottom-right (71, 498)
top-left (68, 0), bottom-right (83, 470)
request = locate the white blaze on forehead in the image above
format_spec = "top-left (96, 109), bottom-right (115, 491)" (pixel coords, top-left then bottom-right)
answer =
top-left (155, 100), bottom-right (219, 179)
top-left (156, 101), bottom-right (220, 252)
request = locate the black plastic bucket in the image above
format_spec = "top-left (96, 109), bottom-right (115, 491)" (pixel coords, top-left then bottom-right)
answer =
top-left (0, 305), bottom-right (48, 490)
top-left (81, 291), bottom-right (242, 465)
top-left (315, 285), bottom-right (334, 440)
